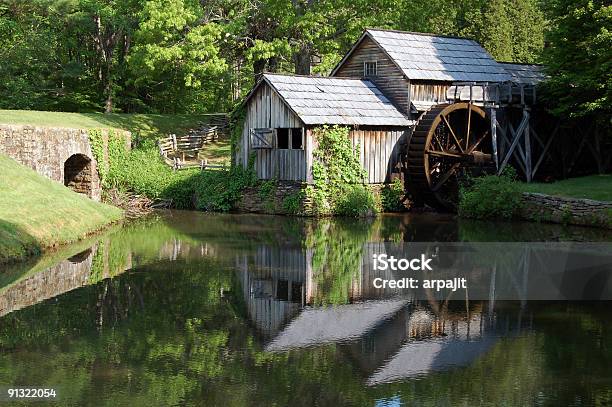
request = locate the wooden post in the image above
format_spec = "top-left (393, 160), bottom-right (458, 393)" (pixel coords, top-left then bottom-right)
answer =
top-left (524, 110), bottom-right (532, 182)
top-left (490, 108), bottom-right (499, 170)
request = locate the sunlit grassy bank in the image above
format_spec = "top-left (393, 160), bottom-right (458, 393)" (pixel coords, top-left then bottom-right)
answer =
top-left (0, 109), bottom-right (213, 139)
top-left (0, 154), bottom-right (123, 263)
top-left (521, 174), bottom-right (612, 201)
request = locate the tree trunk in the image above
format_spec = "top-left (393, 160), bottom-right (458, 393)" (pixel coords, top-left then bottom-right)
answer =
top-left (104, 80), bottom-right (113, 113)
top-left (294, 45), bottom-right (311, 75)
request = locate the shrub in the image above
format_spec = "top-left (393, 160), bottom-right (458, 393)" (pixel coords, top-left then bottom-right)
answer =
top-left (94, 139), bottom-right (257, 210)
top-left (335, 185), bottom-right (381, 217)
top-left (381, 178), bottom-right (406, 212)
top-left (458, 168), bottom-right (523, 220)
top-left (282, 190), bottom-right (305, 215)
top-left (193, 160), bottom-right (257, 211)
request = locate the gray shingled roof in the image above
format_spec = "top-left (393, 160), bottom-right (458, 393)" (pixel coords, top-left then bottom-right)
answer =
top-left (499, 63), bottom-right (546, 85)
top-left (262, 74), bottom-right (411, 126)
top-left (365, 29), bottom-right (511, 83)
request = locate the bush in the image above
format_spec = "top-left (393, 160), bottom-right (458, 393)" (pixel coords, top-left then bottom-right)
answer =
top-left (193, 161), bottom-right (257, 211)
top-left (98, 141), bottom-right (257, 210)
top-left (381, 178), bottom-right (406, 212)
top-left (335, 185), bottom-right (381, 217)
top-left (458, 168), bottom-right (523, 220)
top-left (282, 190), bottom-right (305, 215)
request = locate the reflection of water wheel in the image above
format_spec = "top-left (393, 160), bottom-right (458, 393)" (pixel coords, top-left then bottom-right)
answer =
top-left (406, 103), bottom-right (493, 211)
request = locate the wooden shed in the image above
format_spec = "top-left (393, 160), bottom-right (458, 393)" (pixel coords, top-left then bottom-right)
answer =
top-left (237, 28), bottom-right (555, 202)
top-left (238, 73), bottom-right (413, 184)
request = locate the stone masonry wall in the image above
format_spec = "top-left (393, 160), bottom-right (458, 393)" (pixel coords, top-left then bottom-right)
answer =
top-left (0, 124), bottom-right (130, 201)
top-left (521, 192), bottom-right (612, 229)
top-left (236, 182), bottom-right (391, 216)
top-left (237, 181), bottom-right (305, 215)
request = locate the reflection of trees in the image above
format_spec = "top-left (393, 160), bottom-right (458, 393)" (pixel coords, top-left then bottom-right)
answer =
top-left (306, 218), bottom-right (374, 305)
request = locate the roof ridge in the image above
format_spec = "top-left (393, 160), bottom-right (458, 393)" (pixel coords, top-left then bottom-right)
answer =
top-left (263, 72), bottom-right (366, 81)
top-left (364, 27), bottom-right (478, 43)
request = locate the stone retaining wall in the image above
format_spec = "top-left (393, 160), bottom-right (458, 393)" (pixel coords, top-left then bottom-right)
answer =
top-left (521, 193), bottom-right (612, 229)
top-left (0, 124), bottom-right (130, 201)
top-left (236, 182), bottom-right (391, 216)
top-left (237, 181), bottom-right (306, 215)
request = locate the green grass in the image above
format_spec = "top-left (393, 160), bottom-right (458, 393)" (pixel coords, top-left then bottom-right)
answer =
top-left (0, 109), bottom-right (232, 163)
top-left (0, 154), bottom-right (123, 263)
top-left (0, 109), bottom-right (217, 139)
top-left (521, 174), bottom-right (612, 202)
top-left (197, 139), bottom-right (231, 164)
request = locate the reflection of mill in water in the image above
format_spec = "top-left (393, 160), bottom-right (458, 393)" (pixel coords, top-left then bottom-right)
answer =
top-left (235, 243), bottom-right (532, 385)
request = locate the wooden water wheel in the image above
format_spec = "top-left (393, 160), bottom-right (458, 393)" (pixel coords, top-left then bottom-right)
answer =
top-left (405, 103), bottom-right (493, 210)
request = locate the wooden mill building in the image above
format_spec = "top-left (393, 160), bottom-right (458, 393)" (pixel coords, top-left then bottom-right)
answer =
top-left (237, 28), bottom-right (545, 191)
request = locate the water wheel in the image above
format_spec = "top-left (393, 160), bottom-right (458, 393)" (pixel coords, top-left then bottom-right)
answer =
top-left (405, 103), bottom-right (493, 211)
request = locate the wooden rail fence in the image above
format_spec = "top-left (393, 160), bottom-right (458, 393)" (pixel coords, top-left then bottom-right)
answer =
top-left (157, 122), bottom-right (228, 171)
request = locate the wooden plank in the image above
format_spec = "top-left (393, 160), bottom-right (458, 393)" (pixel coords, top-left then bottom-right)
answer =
top-left (369, 131), bottom-right (375, 183)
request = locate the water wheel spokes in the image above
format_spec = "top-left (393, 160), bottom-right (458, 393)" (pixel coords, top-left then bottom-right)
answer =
top-left (406, 103), bottom-right (493, 210)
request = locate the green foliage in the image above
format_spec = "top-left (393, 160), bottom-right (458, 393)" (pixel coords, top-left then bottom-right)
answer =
top-left (541, 0), bottom-right (611, 123)
top-left (0, 0), bottom-right (547, 114)
top-left (89, 129), bottom-right (130, 189)
top-left (193, 157), bottom-right (257, 212)
top-left (129, 0), bottom-right (229, 113)
top-left (380, 178), bottom-right (406, 212)
top-left (308, 125), bottom-right (378, 217)
top-left (258, 179), bottom-right (278, 212)
top-left (229, 106), bottom-right (246, 163)
top-left (335, 185), bottom-right (381, 217)
top-left (282, 191), bottom-right (305, 215)
top-left (258, 179), bottom-right (277, 200)
top-left (458, 168), bottom-right (524, 220)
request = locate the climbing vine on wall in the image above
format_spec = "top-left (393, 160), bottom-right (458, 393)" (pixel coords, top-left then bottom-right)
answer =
top-left (87, 129), bottom-right (129, 189)
top-left (307, 125), bottom-right (379, 217)
top-left (88, 129), bottom-right (107, 183)
top-left (230, 106), bottom-right (246, 165)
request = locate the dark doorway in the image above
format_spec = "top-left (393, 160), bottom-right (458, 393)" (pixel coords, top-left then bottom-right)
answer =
top-left (64, 154), bottom-right (92, 197)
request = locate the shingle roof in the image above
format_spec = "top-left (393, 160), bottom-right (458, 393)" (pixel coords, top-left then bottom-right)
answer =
top-left (362, 29), bottom-right (512, 83)
top-left (499, 63), bottom-right (546, 85)
top-left (261, 74), bottom-right (412, 126)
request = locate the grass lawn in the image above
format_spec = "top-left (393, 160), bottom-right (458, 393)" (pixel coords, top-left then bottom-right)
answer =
top-left (0, 154), bottom-right (123, 263)
top-left (197, 139), bottom-right (232, 164)
top-left (0, 109), bottom-right (232, 163)
top-left (521, 174), bottom-right (612, 201)
top-left (0, 109), bottom-right (221, 139)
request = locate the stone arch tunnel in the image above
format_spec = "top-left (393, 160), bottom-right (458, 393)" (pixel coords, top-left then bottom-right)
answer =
top-left (64, 153), bottom-right (94, 197)
top-left (0, 124), bottom-right (130, 201)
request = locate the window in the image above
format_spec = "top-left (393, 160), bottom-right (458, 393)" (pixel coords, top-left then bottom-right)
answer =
top-left (250, 128), bottom-right (274, 149)
top-left (276, 128), bottom-right (290, 149)
top-left (364, 61), bottom-right (377, 77)
top-left (291, 128), bottom-right (303, 149)
top-left (276, 128), bottom-right (303, 149)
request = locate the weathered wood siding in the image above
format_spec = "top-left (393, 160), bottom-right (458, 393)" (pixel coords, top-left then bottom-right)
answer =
top-left (240, 83), bottom-right (307, 181)
top-left (333, 37), bottom-right (411, 115)
top-left (410, 81), bottom-right (450, 104)
top-left (349, 128), bottom-right (408, 183)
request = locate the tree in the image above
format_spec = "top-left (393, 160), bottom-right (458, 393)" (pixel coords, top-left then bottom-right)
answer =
top-left (542, 0), bottom-right (611, 121)
top-left (129, 0), bottom-right (229, 113)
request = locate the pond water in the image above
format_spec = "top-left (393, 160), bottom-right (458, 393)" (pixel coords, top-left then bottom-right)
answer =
top-left (0, 212), bottom-right (611, 406)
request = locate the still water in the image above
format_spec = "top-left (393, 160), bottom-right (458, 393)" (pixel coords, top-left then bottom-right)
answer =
top-left (0, 212), bottom-right (611, 406)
